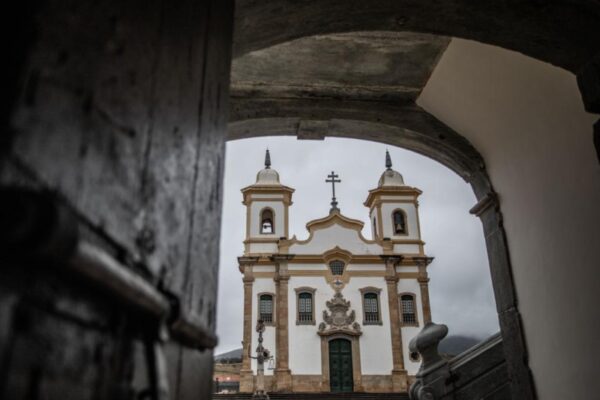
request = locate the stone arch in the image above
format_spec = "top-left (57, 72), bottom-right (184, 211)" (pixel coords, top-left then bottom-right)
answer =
top-left (228, 117), bottom-right (486, 186)
top-left (233, 2), bottom-right (600, 161)
top-left (227, 116), bottom-right (533, 397)
top-left (233, 0), bottom-right (600, 74)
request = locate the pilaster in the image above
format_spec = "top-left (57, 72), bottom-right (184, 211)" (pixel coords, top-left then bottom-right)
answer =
top-left (414, 257), bottom-right (434, 324)
top-left (238, 256), bottom-right (258, 393)
top-left (272, 254), bottom-right (294, 392)
top-left (382, 255), bottom-right (408, 392)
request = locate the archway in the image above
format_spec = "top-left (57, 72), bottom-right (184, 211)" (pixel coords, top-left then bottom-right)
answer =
top-left (3, 2), bottom-right (598, 399)
top-left (233, 0), bottom-right (600, 74)
top-left (227, 113), bottom-right (528, 395)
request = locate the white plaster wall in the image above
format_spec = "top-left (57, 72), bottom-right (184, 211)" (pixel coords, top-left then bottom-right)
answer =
top-left (251, 277), bottom-right (277, 375)
top-left (253, 265), bottom-right (276, 272)
top-left (290, 224), bottom-right (381, 254)
top-left (392, 244), bottom-right (421, 254)
top-left (250, 200), bottom-right (285, 237)
top-left (346, 264), bottom-right (385, 272)
top-left (380, 202), bottom-right (419, 240)
top-left (288, 264), bottom-right (327, 271)
top-left (288, 276), bottom-right (394, 376)
top-left (369, 208), bottom-right (377, 239)
top-left (288, 276), bottom-right (328, 374)
top-left (396, 266), bottom-right (419, 273)
top-left (344, 277), bottom-right (394, 375)
top-left (418, 38), bottom-right (600, 399)
top-left (247, 242), bottom-right (279, 254)
top-left (397, 278), bottom-right (423, 376)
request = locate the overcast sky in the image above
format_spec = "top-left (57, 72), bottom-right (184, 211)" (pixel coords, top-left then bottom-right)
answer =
top-left (215, 136), bottom-right (499, 354)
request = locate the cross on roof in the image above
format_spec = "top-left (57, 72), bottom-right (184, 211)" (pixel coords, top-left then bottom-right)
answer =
top-left (325, 171), bottom-right (341, 212)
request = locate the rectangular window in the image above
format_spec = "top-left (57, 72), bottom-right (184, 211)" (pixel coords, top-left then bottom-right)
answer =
top-left (364, 293), bottom-right (380, 323)
top-left (259, 295), bottom-right (273, 323)
top-left (298, 293), bottom-right (313, 322)
top-left (401, 295), bottom-right (417, 324)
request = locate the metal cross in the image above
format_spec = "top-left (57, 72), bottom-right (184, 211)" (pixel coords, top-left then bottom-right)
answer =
top-left (325, 171), bottom-right (341, 212)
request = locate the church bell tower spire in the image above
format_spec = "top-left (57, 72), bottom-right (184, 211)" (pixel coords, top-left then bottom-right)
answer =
top-left (240, 151), bottom-right (294, 254)
top-left (265, 149), bottom-right (271, 169)
top-left (385, 149), bottom-right (392, 170)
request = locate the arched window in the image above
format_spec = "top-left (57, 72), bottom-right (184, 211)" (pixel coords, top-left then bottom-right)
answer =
top-left (259, 294), bottom-right (274, 323)
top-left (392, 210), bottom-right (407, 235)
top-left (329, 260), bottom-right (345, 276)
top-left (260, 208), bottom-right (274, 234)
top-left (401, 294), bottom-right (418, 325)
top-left (363, 292), bottom-right (381, 324)
top-left (298, 292), bottom-right (313, 323)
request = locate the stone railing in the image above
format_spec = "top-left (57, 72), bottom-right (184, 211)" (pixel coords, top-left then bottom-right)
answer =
top-left (409, 323), bottom-right (509, 400)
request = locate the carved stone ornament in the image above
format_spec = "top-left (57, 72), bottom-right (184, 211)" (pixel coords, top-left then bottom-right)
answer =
top-left (318, 291), bottom-right (362, 336)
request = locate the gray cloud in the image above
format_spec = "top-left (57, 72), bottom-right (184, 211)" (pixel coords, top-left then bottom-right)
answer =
top-left (215, 136), bottom-right (498, 354)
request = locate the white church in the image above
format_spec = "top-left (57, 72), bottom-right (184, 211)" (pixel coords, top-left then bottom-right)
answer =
top-left (238, 150), bottom-right (434, 394)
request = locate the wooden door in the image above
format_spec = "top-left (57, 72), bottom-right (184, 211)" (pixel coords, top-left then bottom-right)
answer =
top-left (329, 338), bottom-right (353, 392)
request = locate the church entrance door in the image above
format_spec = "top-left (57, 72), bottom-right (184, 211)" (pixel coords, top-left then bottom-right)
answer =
top-left (329, 338), bottom-right (354, 392)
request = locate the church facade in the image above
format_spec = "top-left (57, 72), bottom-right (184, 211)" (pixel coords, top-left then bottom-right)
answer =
top-left (238, 151), bottom-right (433, 393)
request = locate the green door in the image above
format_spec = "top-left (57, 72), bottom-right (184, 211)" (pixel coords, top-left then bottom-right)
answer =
top-left (329, 339), bottom-right (353, 392)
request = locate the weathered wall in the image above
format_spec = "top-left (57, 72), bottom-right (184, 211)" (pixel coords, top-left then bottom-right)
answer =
top-left (1, 0), bottom-right (233, 398)
top-left (419, 38), bottom-right (600, 400)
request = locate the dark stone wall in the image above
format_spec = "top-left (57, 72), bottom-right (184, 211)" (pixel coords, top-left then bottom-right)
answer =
top-left (1, 0), bottom-right (233, 398)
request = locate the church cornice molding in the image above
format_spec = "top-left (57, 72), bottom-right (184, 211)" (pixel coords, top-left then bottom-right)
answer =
top-left (243, 237), bottom-right (280, 244)
top-left (251, 270), bottom-right (421, 279)
top-left (412, 256), bottom-right (435, 267)
top-left (241, 185), bottom-right (294, 205)
top-left (364, 186), bottom-right (422, 208)
top-left (238, 256), bottom-right (260, 265)
top-left (238, 253), bottom-right (431, 267)
top-left (380, 255), bottom-right (404, 264)
top-left (269, 254), bottom-right (295, 262)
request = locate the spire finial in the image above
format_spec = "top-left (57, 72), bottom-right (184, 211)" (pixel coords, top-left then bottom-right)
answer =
top-left (264, 149), bottom-right (271, 169)
top-left (385, 149), bottom-right (392, 170)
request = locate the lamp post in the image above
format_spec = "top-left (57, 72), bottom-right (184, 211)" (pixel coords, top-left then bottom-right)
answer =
top-left (249, 319), bottom-right (272, 400)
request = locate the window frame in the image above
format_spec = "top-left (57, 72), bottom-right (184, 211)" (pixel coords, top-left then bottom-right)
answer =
top-left (257, 292), bottom-right (276, 326)
top-left (399, 292), bottom-right (419, 327)
top-left (295, 287), bottom-right (316, 325)
top-left (359, 287), bottom-right (383, 325)
top-left (391, 209), bottom-right (408, 236)
top-left (328, 260), bottom-right (345, 276)
top-left (259, 207), bottom-right (275, 234)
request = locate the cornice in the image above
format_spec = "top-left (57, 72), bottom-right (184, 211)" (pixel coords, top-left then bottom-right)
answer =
top-left (270, 254), bottom-right (295, 262)
top-left (238, 256), bottom-right (260, 265)
top-left (380, 255), bottom-right (404, 264)
top-left (412, 256), bottom-right (434, 267)
top-left (363, 186), bottom-right (422, 208)
top-left (241, 185), bottom-right (295, 206)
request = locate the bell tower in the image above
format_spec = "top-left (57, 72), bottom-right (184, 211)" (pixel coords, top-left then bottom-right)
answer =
top-left (241, 150), bottom-right (294, 255)
top-left (364, 151), bottom-right (424, 254)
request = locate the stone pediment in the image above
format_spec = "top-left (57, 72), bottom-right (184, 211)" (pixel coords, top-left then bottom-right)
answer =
top-left (318, 291), bottom-right (362, 337)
